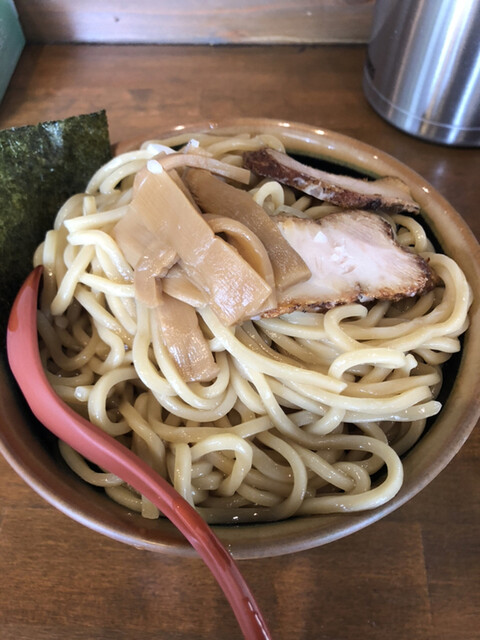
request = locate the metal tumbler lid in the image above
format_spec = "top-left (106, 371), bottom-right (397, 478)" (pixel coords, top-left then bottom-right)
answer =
top-left (363, 0), bottom-right (480, 146)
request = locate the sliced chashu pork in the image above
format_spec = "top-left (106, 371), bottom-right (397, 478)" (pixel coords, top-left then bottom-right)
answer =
top-left (262, 210), bottom-right (436, 317)
top-left (243, 148), bottom-right (420, 215)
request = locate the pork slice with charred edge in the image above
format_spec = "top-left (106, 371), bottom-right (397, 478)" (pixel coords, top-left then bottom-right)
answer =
top-left (262, 210), bottom-right (437, 317)
top-left (243, 148), bottom-right (420, 215)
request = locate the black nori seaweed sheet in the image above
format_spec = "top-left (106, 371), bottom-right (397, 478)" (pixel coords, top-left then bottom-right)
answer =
top-left (0, 110), bottom-right (112, 343)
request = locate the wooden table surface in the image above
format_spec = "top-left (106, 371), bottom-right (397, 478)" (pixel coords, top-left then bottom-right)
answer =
top-left (0, 44), bottom-right (479, 640)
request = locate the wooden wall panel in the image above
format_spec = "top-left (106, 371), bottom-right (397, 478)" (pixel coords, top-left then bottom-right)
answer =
top-left (14, 0), bottom-right (375, 45)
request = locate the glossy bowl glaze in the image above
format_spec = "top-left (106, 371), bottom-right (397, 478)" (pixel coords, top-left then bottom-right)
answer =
top-left (1, 118), bottom-right (479, 559)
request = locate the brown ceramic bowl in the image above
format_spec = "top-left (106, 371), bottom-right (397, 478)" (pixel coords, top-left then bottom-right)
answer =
top-left (1, 118), bottom-right (479, 559)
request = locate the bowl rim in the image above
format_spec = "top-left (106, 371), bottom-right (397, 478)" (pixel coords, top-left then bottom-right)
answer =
top-left (1, 116), bottom-right (479, 559)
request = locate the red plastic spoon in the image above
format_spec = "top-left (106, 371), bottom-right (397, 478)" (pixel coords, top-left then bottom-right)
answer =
top-left (7, 266), bottom-right (271, 640)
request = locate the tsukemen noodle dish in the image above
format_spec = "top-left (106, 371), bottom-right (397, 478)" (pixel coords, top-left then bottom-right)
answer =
top-left (32, 129), bottom-right (471, 524)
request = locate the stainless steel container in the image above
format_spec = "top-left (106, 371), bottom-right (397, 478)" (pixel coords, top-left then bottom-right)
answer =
top-left (363, 0), bottom-right (480, 146)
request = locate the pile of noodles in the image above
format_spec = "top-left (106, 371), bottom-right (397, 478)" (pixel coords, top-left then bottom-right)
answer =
top-left (33, 132), bottom-right (472, 524)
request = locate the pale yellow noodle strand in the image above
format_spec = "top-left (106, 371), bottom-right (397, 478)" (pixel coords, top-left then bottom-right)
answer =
top-left (235, 483), bottom-right (283, 508)
top-left (240, 472), bottom-right (292, 500)
top-left (328, 348), bottom-right (412, 380)
top-left (251, 181), bottom-right (285, 209)
top-left (172, 442), bottom-right (194, 506)
top-left (240, 366), bottom-right (331, 448)
top-left (333, 462), bottom-right (372, 494)
top-left (94, 244), bottom-right (132, 283)
top-left (74, 286), bottom-right (130, 342)
top-left (290, 444), bottom-right (356, 492)
top-left (205, 134), bottom-right (285, 157)
top-left (158, 384), bottom-right (237, 423)
top-left (86, 149), bottom-right (160, 194)
top-left (250, 443), bottom-right (294, 483)
top-left (384, 291), bottom-right (436, 323)
top-left (379, 256), bottom-right (471, 351)
top-left (191, 434), bottom-right (253, 497)
top-left (256, 431), bottom-right (307, 520)
top-left (200, 307), bottom-right (346, 394)
top-left (64, 206), bottom-right (128, 233)
top-left (260, 327), bottom-right (329, 367)
top-left (53, 193), bottom-right (86, 229)
top-left (88, 327), bottom-right (130, 377)
top-left (296, 435), bottom-right (404, 514)
top-left (67, 230), bottom-right (133, 280)
top-left (78, 274), bottom-right (135, 298)
top-left (58, 441), bottom-right (123, 486)
top-left (305, 406), bottom-right (346, 435)
top-left (358, 300), bottom-right (390, 327)
top-left (119, 401), bottom-right (167, 477)
top-left (105, 294), bottom-right (137, 336)
top-left (105, 485), bottom-right (143, 511)
top-left (392, 420), bottom-right (427, 455)
top-left (99, 159), bottom-right (149, 194)
top-left (392, 214), bottom-right (432, 252)
top-left (37, 311), bottom-right (99, 372)
top-left (87, 366), bottom-right (138, 436)
top-left (187, 351), bottom-right (230, 399)
top-left (323, 304), bottom-right (369, 352)
top-left (345, 372), bottom-right (440, 398)
top-left (285, 372), bottom-right (433, 414)
top-left (344, 400), bottom-right (441, 423)
top-left (36, 230), bottom-right (59, 313)
top-left (45, 367), bottom-right (94, 389)
top-left (255, 316), bottom-right (327, 340)
top-left (131, 303), bottom-right (176, 397)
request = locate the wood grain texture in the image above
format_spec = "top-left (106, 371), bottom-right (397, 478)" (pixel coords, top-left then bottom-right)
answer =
top-left (14, 0), bottom-right (376, 44)
top-left (0, 44), bottom-right (479, 640)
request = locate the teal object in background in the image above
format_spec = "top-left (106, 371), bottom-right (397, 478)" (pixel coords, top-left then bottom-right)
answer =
top-left (0, 0), bottom-right (25, 102)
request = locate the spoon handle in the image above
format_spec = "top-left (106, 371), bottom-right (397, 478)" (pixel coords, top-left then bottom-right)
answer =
top-left (7, 266), bottom-right (271, 640)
